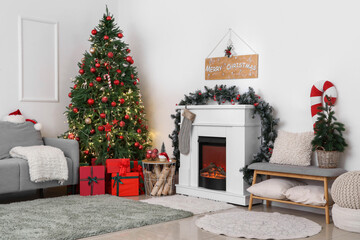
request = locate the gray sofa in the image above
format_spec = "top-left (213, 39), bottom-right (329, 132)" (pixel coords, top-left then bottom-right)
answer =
top-left (0, 121), bottom-right (79, 195)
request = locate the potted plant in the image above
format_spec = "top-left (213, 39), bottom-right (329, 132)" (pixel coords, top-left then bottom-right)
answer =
top-left (311, 96), bottom-right (347, 168)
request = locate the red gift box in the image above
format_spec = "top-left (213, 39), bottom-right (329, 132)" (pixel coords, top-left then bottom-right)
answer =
top-left (106, 159), bottom-right (130, 174)
top-left (111, 172), bottom-right (139, 196)
top-left (130, 160), bottom-right (145, 195)
top-left (80, 166), bottom-right (105, 196)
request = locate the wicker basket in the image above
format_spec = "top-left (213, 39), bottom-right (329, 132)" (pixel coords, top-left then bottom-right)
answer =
top-left (316, 150), bottom-right (340, 168)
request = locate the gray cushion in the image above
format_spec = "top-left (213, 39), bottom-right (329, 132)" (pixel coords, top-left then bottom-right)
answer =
top-left (0, 121), bottom-right (43, 159)
top-left (248, 162), bottom-right (347, 177)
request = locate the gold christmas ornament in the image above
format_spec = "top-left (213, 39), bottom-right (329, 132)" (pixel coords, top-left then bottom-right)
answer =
top-left (85, 118), bottom-right (92, 124)
top-left (89, 37), bottom-right (93, 41)
top-left (90, 48), bottom-right (95, 54)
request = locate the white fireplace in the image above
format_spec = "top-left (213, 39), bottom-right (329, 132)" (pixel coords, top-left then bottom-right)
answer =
top-left (175, 105), bottom-right (261, 206)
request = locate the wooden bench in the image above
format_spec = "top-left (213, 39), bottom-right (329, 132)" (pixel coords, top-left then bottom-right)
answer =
top-left (247, 163), bottom-right (347, 224)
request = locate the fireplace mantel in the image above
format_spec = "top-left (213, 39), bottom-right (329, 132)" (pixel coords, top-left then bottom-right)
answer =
top-left (175, 104), bottom-right (261, 206)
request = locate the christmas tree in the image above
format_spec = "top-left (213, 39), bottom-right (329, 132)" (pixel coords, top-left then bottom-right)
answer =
top-left (63, 7), bottom-right (151, 164)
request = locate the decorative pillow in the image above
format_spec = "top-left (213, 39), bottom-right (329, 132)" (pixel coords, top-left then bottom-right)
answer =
top-left (285, 185), bottom-right (332, 206)
top-left (0, 121), bottom-right (43, 159)
top-left (270, 130), bottom-right (314, 166)
top-left (247, 178), bottom-right (306, 200)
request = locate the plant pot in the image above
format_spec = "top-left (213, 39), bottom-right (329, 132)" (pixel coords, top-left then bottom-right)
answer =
top-left (316, 150), bottom-right (340, 168)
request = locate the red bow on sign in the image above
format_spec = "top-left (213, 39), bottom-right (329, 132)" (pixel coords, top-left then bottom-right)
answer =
top-left (159, 152), bottom-right (169, 161)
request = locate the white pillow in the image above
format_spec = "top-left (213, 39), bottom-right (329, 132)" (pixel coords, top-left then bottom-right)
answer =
top-left (247, 178), bottom-right (306, 200)
top-left (285, 185), bottom-right (332, 206)
top-left (270, 130), bottom-right (314, 166)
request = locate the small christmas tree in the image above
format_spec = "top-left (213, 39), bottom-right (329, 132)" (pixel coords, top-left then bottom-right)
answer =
top-left (63, 7), bottom-right (151, 164)
top-left (161, 142), bottom-right (166, 153)
top-left (311, 96), bottom-right (347, 152)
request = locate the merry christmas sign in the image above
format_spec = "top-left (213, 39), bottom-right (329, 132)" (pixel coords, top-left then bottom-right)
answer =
top-left (205, 54), bottom-right (258, 80)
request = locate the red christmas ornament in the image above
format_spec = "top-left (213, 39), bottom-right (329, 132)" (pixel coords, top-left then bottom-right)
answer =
top-left (136, 101), bottom-right (139, 105)
top-left (68, 92), bottom-right (72, 98)
top-left (79, 69), bottom-right (84, 75)
top-left (119, 135), bottom-right (124, 140)
top-left (198, 92), bottom-right (202, 95)
top-left (106, 16), bottom-right (111, 21)
top-left (130, 74), bottom-right (134, 79)
top-left (126, 56), bottom-right (133, 63)
top-left (151, 152), bottom-right (157, 159)
top-left (69, 103), bottom-right (72, 108)
top-left (254, 102), bottom-right (259, 107)
top-left (130, 59), bottom-right (134, 64)
top-left (91, 29), bottom-right (97, 35)
top-left (137, 129), bottom-right (142, 134)
top-left (104, 35), bottom-right (109, 40)
top-left (81, 63), bottom-right (85, 68)
top-left (116, 69), bottom-right (122, 73)
top-left (126, 49), bottom-right (131, 53)
top-left (134, 142), bottom-right (139, 147)
top-left (90, 129), bottom-right (95, 134)
top-left (153, 148), bottom-right (159, 154)
top-left (119, 98), bottom-right (125, 104)
top-left (95, 63), bottom-right (101, 68)
top-left (76, 137), bottom-right (80, 141)
top-left (83, 150), bottom-right (89, 155)
top-left (138, 119), bottom-right (142, 124)
top-left (114, 80), bottom-right (119, 85)
top-left (111, 101), bottom-right (116, 107)
top-left (87, 98), bottom-right (95, 105)
top-left (100, 113), bottom-right (106, 118)
top-left (120, 82), bottom-right (124, 86)
top-left (119, 121), bottom-right (125, 127)
top-left (101, 97), bottom-right (108, 103)
top-left (90, 67), bottom-right (96, 73)
top-left (139, 145), bottom-right (143, 150)
top-left (73, 84), bottom-right (77, 89)
top-left (133, 81), bottom-right (137, 86)
top-left (124, 114), bottom-right (129, 120)
top-left (108, 52), bottom-right (114, 58)
top-left (146, 153), bottom-right (151, 159)
top-left (96, 76), bottom-right (102, 82)
top-left (89, 82), bottom-right (94, 87)
top-left (98, 125), bottom-right (104, 131)
top-left (68, 133), bottom-right (75, 139)
top-left (117, 33), bottom-right (123, 38)
top-left (73, 108), bottom-right (79, 113)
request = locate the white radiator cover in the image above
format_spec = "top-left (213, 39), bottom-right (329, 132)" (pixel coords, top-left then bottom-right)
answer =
top-left (175, 105), bottom-right (261, 206)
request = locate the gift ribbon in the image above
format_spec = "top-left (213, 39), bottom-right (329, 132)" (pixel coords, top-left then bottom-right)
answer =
top-left (112, 173), bottom-right (139, 196)
top-left (80, 167), bottom-right (104, 195)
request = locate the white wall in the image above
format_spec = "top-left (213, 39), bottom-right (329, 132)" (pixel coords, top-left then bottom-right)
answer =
top-left (117, 0), bottom-right (360, 171)
top-left (0, 0), bottom-right (118, 137)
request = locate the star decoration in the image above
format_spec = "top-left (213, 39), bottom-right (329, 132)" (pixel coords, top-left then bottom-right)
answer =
top-left (112, 119), bottom-right (119, 125)
top-left (104, 123), bottom-right (113, 132)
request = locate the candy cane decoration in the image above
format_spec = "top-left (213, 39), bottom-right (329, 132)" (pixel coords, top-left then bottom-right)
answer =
top-left (104, 74), bottom-right (112, 89)
top-left (310, 80), bottom-right (337, 128)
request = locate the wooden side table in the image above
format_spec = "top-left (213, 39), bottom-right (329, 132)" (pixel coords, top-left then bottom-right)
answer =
top-left (142, 159), bottom-right (177, 196)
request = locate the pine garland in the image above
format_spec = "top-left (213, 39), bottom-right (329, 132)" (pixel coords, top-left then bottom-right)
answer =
top-left (169, 85), bottom-right (279, 184)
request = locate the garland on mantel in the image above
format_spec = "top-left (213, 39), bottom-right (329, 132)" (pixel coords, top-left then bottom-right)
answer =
top-left (169, 85), bottom-right (279, 184)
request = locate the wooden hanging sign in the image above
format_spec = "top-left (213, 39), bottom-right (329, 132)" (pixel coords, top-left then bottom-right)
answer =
top-left (205, 54), bottom-right (258, 80)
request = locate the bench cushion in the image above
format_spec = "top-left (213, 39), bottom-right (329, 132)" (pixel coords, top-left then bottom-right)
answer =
top-left (248, 162), bottom-right (346, 177)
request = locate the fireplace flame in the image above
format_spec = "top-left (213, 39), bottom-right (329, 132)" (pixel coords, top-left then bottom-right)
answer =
top-left (200, 162), bottom-right (226, 179)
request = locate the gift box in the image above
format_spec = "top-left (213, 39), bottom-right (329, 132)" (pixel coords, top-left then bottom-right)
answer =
top-left (111, 172), bottom-right (139, 196)
top-left (130, 160), bottom-right (145, 195)
top-left (80, 166), bottom-right (105, 196)
top-left (106, 159), bottom-right (130, 174)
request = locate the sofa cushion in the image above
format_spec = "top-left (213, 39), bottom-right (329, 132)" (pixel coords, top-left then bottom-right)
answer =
top-left (0, 158), bottom-right (21, 194)
top-left (0, 121), bottom-right (43, 160)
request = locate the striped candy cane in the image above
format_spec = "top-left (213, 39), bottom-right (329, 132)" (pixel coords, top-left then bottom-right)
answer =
top-left (310, 80), bottom-right (337, 129)
top-left (104, 74), bottom-right (112, 89)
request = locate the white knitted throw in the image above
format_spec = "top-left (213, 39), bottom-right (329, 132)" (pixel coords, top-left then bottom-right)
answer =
top-left (10, 146), bottom-right (68, 184)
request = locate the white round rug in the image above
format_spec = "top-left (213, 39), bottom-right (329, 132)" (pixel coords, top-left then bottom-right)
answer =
top-left (195, 209), bottom-right (322, 239)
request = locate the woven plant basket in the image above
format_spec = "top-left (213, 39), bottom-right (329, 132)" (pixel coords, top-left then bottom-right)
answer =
top-left (316, 150), bottom-right (340, 168)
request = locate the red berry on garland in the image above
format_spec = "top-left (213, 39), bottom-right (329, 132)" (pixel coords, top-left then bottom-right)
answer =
top-left (69, 103), bottom-right (72, 108)
top-left (126, 49), bottom-right (131, 53)
top-left (114, 80), bottom-right (120, 85)
top-left (90, 67), bottom-right (96, 73)
top-left (106, 16), bottom-right (111, 21)
top-left (76, 137), bottom-right (80, 141)
top-left (96, 76), bottom-right (102, 82)
top-left (108, 52), bottom-right (114, 58)
top-left (124, 114), bottom-right (129, 120)
top-left (68, 133), bottom-right (75, 139)
top-left (101, 97), bottom-right (108, 103)
top-left (98, 125), bottom-right (104, 131)
top-left (79, 69), bottom-right (84, 75)
top-left (198, 92), bottom-right (201, 95)
top-left (83, 150), bottom-right (89, 155)
top-left (134, 142), bottom-right (139, 147)
top-left (104, 35), bottom-right (109, 40)
top-left (100, 113), bottom-right (106, 118)
top-left (254, 103), bottom-right (259, 107)
top-left (90, 129), bottom-right (95, 134)
top-left (91, 29), bottom-right (97, 35)
top-left (146, 153), bottom-right (151, 159)
top-left (137, 129), bottom-right (142, 134)
top-left (95, 63), bottom-right (101, 68)
top-left (89, 82), bottom-right (94, 87)
top-left (119, 98), bottom-right (125, 104)
top-left (111, 101), bottom-right (116, 107)
top-left (133, 81), bottom-right (137, 86)
top-left (126, 56), bottom-right (133, 63)
top-left (87, 98), bottom-right (95, 105)
top-left (119, 135), bottom-right (124, 140)
top-left (120, 82), bottom-right (124, 86)
top-left (117, 33), bottom-right (123, 38)
top-left (68, 92), bottom-right (72, 98)
top-left (119, 121), bottom-right (125, 127)
top-left (116, 69), bottom-right (121, 73)
top-left (139, 145), bottom-right (143, 150)
top-left (130, 74), bottom-right (134, 79)
top-left (73, 108), bottom-right (79, 113)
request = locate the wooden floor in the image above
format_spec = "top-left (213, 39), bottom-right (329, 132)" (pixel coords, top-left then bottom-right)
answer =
top-left (1, 187), bottom-right (359, 240)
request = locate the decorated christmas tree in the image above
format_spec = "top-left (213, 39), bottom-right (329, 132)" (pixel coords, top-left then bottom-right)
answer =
top-left (63, 7), bottom-right (151, 164)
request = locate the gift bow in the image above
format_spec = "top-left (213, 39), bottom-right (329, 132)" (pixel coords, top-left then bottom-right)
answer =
top-left (159, 152), bottom-right (169, 161)
top-left (87, 176), bottom-right (98, 185)
top-left (119, 160), bottom-right (130, 175)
